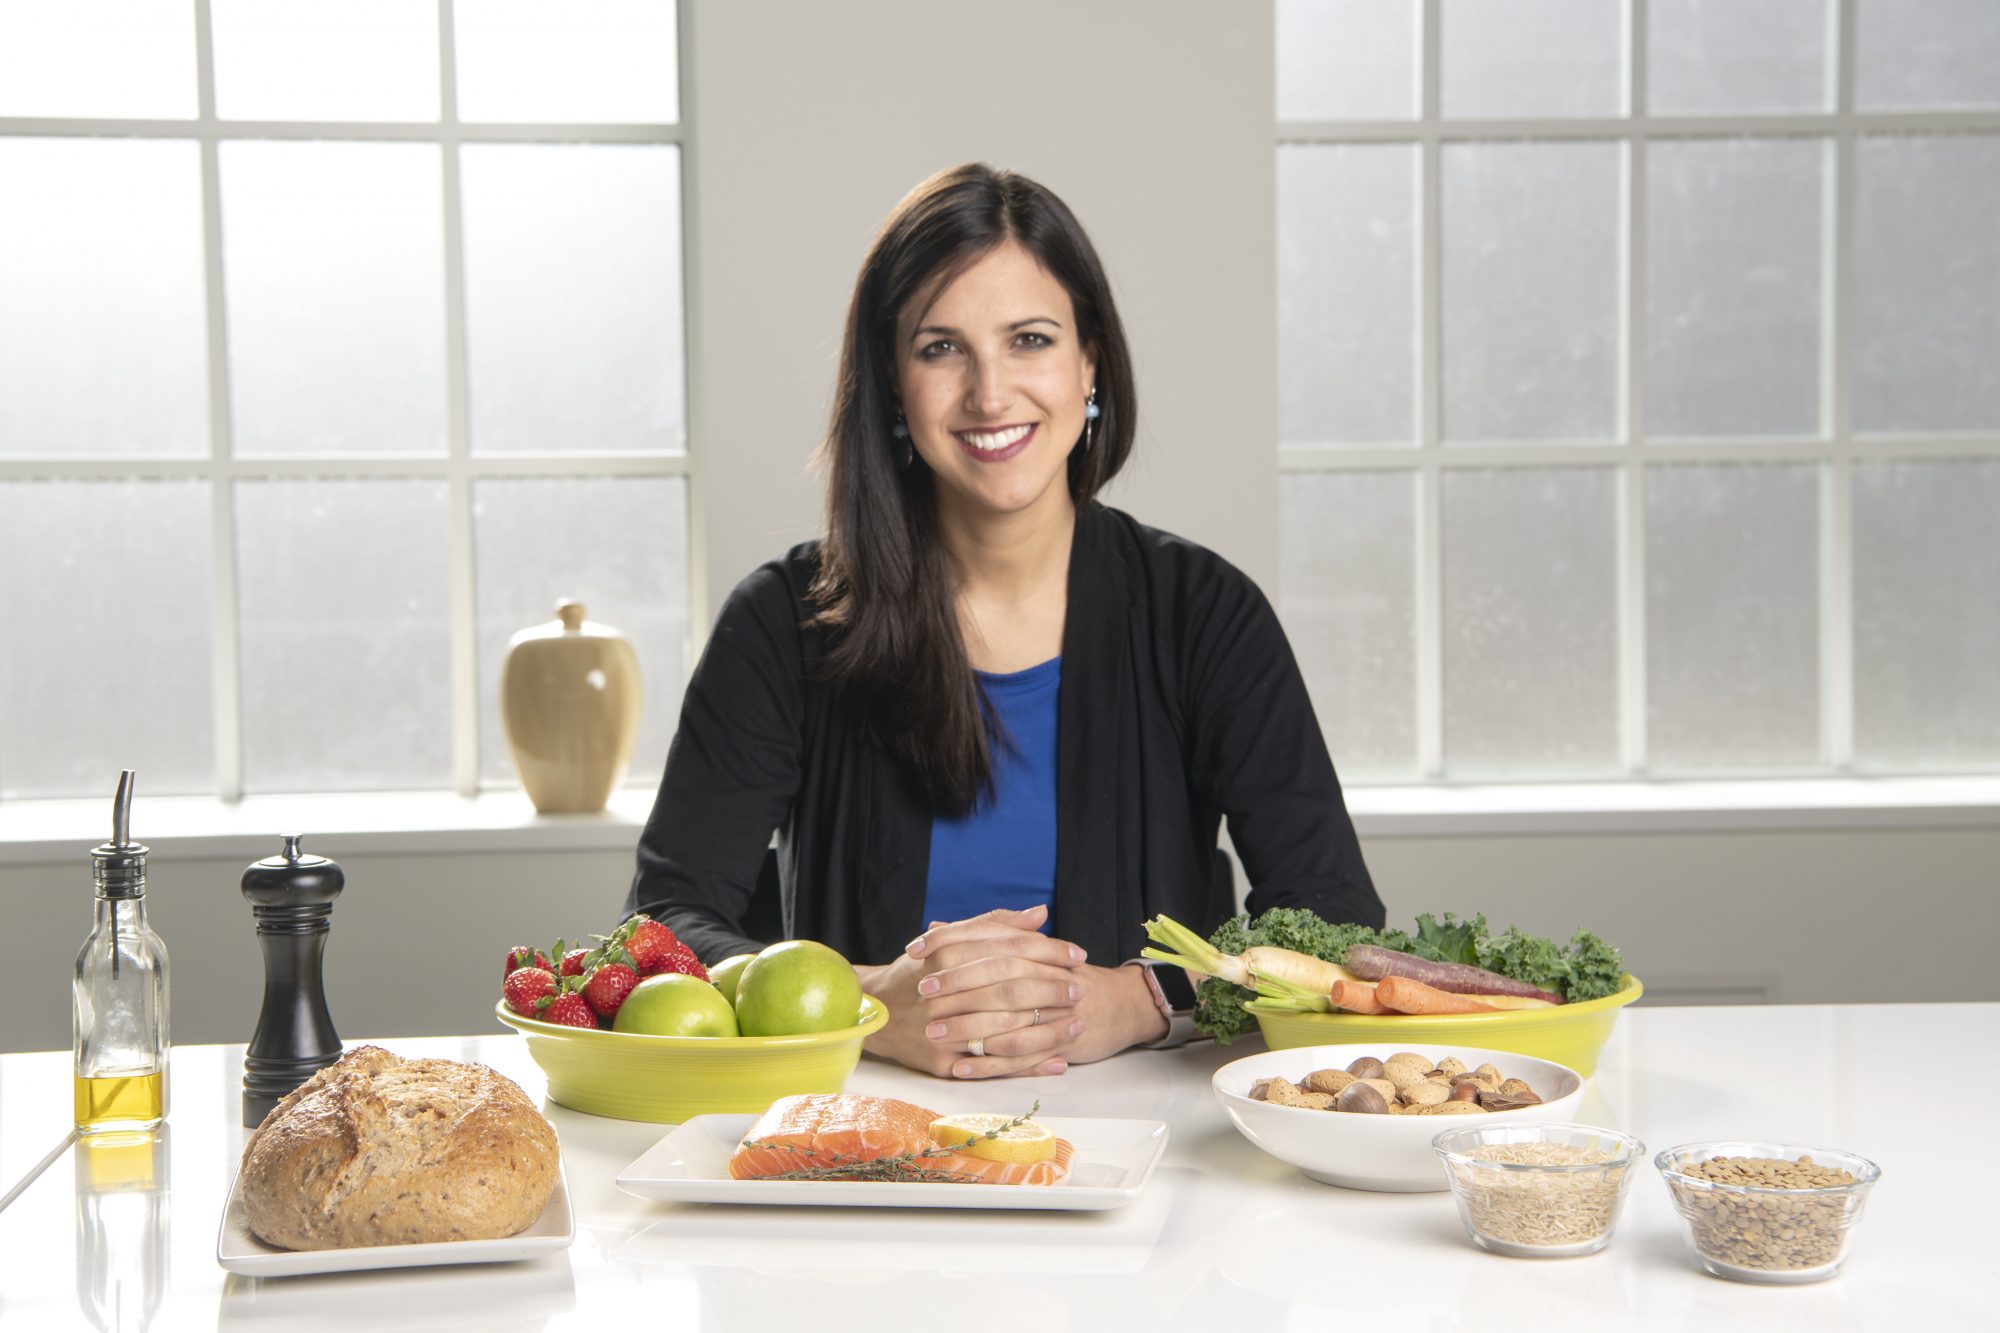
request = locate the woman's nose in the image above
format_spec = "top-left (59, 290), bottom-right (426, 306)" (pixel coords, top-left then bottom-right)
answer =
top-left (962, 357), bottom-right (1013, 416)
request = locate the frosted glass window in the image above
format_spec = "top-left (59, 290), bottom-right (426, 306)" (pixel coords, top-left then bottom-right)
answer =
top-left (1279, 472), bottom-right (1419, 776)
top-left (1278, 145), bottom-right (1417, 447)
top-left (236, 480), bottom-right (453, 793)
top-left (1646, 138), bottom-right (1824, 439)
top-left (1852, 136), bottom-right (2000, 434)
top-left (0, 0), bottom-right (196, 118)
top-left (1276, 0), bottom-right (1417, 121)
top-left (1644, 465), bottom-right (1820, 768)
top-left (1648, 0), bottom-right (1829, 115)
top-left (219, 142), bottom-right (448, 457)
top-left (455, 0), bottom-right (679, 124)
top-left (211, 0), bottom-right (439, 122)
top-left (473, 477), bottom-right (690, 788)
top-left (0, 481), bottom-right (212, 798)
top-left (1853, 461), bottom-right (2000, 765)
top-left (1441, 0), bottom-right (1623, 118)
top-left (1442, 468), bottom-right (1618, 772)
top-left (1857, 0), bottom-right (2000, 111)
top-left (1442, 143), bottom-right (1620, 442)
top-left (461, 144), bottom-right (685, 455)
top-left (0, 139), bottom-right (208, 459)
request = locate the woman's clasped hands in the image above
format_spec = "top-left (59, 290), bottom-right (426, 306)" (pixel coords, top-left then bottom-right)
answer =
top-left (856, 903), bottom-right (1170, 1079)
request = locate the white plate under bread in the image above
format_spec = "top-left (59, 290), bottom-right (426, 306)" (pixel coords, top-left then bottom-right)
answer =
top-left (216, 1161), bottom-right (574, 1277)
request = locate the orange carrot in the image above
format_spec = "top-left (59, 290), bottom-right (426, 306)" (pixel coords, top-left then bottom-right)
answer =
top-left (1374, 975), bottom-right (1501, 1015)
top-left (1327, 979), bottom-right (1394, 1015)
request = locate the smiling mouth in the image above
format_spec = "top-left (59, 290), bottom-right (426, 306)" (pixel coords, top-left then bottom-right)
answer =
top-left (954, 423), bottom-right (1035, 451)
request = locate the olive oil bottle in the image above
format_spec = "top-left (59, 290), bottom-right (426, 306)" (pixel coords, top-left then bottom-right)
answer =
top-left (73, 771), bottom-right (170, 1133)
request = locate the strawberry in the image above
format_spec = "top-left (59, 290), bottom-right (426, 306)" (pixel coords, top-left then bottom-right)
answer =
top-left (657, 941), bottom-right (710, 982)
top-left (583, 962), bottom-right (639, 1020)
top-left (539, 991), bottom-right (599, 1029)
top-left (560, 947), bottom-right (591, 978)
top-left (503, 945), bottom-right (551, 979)
top-left (619, 916), bottom-right (679, 975)
top-left (503, 966), bottom-right (558, 1017)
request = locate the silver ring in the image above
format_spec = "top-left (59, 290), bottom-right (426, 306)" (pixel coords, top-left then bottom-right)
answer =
top-left (966, 1037), bottom-right (985, 1058)
top-left (1032, 1008), bottom-right (1043, 1026)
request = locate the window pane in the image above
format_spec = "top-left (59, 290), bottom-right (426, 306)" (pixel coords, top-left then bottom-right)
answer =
top-left (0, 481), bottom-right (212, 798)
top-left (1648, 0), bottom-right (1829, 115)
top-left (1443, 468), bottom-right (1618, 772)
top-left (1852, 135), bottom-right (2000, 434)
top-left (1441, 0), bottom-right (1623, 118)
top-left (455, 0), bottom-right (679, 124)
top-left (0, 0), bottom-right (196, 118)
top-left (236, 479), bottom-right (453, 793)
top-left (473, 476), bottom-right (689, 789)
top-left (1443, 142), bottom-right (1620, 442)
top-left (211, 0), bottom-right (439, 122)
top-left (1279, 472), bottom-right (1418, 776)
top-left (1857, 0), bottom-right (2000, 111)
top-left (1278, 145), bottom-right (1417, 447)
top-left (1276, 0), bottom-right (1417, 121)
top-left (1645, 464), bottom-right (1820, 769)
top-left (462, 144), bottom-right (685, 455)
top-left (1646, 138), bottom-right (1824, 439)
top-left (1853, 460), bottom-right (2000, 766)
top-left (0, 139), bottom-right (208, 458)
top-left (219, 142), bottom-right (448, 457)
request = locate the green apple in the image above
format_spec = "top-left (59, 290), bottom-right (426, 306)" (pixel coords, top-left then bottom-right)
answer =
top-left (612, 973), bottom-right (739, 1037)
top-left (734, 940), bottom-right (863, 1037)
top-left (708, 953), bottom-right (757, 1007)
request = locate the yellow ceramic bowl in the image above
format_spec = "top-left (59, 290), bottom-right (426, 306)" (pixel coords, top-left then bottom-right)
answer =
top-left (1247, 975), bottom-right (1642, 1077)
top-left (495, 994), bottom-right (888, 1122)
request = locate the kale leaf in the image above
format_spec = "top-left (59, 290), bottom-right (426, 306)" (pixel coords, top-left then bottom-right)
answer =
top-left (1562, 930), bottom-right (1627, 1002)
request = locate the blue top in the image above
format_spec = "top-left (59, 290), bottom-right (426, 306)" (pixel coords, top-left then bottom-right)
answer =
top-left (923, 655), bottom-right (1061, 932)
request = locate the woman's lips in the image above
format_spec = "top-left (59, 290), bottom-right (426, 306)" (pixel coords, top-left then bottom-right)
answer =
top-left (952, 422), bottom-right (1036, 463)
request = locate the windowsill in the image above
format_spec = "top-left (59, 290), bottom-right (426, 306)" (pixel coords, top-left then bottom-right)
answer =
top-left (0, 776), bottom-right (1995, 865)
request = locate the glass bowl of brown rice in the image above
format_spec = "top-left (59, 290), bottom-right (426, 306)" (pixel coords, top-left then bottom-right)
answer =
top-left (1432, 1123), bottom-right (1646, 1257)
top-left (1654, 1141), bottom-right (1882, 1284)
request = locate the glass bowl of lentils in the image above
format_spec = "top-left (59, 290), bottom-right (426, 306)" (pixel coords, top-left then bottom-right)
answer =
top-left (1431, 1123), bottom-right (1646, 1257)
top-left (1655, 1141), bottom-right (1882, 1284)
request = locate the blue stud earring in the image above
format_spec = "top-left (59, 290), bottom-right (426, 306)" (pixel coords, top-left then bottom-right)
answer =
top-left (1083, 389), bottom-right (1099, 451)
top-left (890, 414), bottom-right (909, 439)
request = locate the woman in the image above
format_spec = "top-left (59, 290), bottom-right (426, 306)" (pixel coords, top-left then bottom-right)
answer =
top-left (627, 163), bottom-right (1382, 1079)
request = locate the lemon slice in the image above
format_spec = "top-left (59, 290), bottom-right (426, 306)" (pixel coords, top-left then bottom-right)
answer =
top-left (929, 1113), bottom-right (1057, 1164)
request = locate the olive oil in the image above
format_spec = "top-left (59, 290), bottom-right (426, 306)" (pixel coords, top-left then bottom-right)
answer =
top-left (73, 1071), bottom-right (166, 1132)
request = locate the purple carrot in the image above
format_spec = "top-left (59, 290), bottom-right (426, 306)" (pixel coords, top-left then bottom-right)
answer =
top-left (1344, 945), bottom-right (1565, 1006)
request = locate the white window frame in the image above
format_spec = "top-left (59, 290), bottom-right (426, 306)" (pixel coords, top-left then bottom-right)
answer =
top-left (0, 0), bottom-right (697, 801)
top-left (1279, 0), bottom-right (2000, 781)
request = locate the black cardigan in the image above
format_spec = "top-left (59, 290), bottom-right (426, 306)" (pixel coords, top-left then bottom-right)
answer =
top-left (626, 502), bottom-right (1383, 973)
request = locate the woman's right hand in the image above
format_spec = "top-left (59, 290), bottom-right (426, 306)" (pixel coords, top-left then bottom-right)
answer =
top-left (855, 904), bottom-right (1086, 1079)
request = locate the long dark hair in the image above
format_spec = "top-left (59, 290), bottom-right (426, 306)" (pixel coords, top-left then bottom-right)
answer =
top-left (809, 163), bottom-right (1136, 817)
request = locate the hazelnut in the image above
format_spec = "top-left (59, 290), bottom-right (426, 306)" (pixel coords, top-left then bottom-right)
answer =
top-left (1335, 1081), bottom-right (1391, 1114)
top-left (1345, 1056), bottom-right (1386, 1080)
top-left (1359, 1078), bottom-right (1399, 1103)
top-left (1448, 1081), bottom-right (1482, 1103)
top-left (1248, 1078), bottom-right (1276, 1101)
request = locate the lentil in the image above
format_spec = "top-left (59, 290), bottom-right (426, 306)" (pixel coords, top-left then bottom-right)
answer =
top-left (1666, 1155), bottom-right (1859, 1272)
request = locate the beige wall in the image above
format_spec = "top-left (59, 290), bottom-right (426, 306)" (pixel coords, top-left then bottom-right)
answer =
top-left (686, 0), bottom-right (1279, 623)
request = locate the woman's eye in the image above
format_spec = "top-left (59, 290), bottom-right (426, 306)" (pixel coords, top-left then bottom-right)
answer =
top-left (1016, 331), bottom-right (1052, 350)
top-left (918, 340), bottom-right (959, 360)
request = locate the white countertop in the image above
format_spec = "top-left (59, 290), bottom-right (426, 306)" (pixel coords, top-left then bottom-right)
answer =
top-left (0, 1003), bottom-right (1976, 1332)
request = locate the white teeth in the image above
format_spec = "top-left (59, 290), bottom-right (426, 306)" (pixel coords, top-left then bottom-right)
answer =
top-left (958, 424), bottom-right (1031, 451)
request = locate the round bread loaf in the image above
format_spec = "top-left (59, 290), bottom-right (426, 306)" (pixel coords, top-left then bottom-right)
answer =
top-left (239, 1045), bottom-right (560, 1250)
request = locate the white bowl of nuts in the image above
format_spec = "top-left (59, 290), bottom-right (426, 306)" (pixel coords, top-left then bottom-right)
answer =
top-left (1211, 1044), bottom-right (1586, 1192)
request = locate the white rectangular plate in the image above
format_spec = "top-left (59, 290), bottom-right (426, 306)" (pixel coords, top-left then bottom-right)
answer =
top-left (216, 1161), bottom-right (574, 1276)
top-left (617, 1114), bottom-right (1168, 1211)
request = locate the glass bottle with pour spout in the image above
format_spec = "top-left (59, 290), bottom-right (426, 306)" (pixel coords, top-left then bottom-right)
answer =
top-left (73, 770), bottom-right (170, 1132)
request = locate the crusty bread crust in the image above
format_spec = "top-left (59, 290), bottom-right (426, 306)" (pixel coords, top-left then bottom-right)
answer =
top-left (239, 1045), bottom-right (559, 1250)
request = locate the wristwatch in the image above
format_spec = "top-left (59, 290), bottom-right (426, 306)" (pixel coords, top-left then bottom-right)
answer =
top-left (1129, 959), bottom-right (1199, 1049)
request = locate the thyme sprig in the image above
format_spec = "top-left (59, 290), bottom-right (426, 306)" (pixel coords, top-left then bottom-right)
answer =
top-left (739, 1101), bottom-right (1042, 1183)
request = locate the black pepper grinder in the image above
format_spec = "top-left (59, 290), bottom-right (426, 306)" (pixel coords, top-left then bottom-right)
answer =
top-left (240, 834), bottom-right (344, 1128)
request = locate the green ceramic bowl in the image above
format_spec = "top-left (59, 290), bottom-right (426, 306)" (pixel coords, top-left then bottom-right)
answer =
top-left (495, 994), bottom-right (888, 1122)
top-left (1247, 976), bottom-right (1642, 1077)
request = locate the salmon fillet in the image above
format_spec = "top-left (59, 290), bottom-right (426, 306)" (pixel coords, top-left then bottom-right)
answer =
top-left (727, 1093), bottom-right (1072, 1186)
